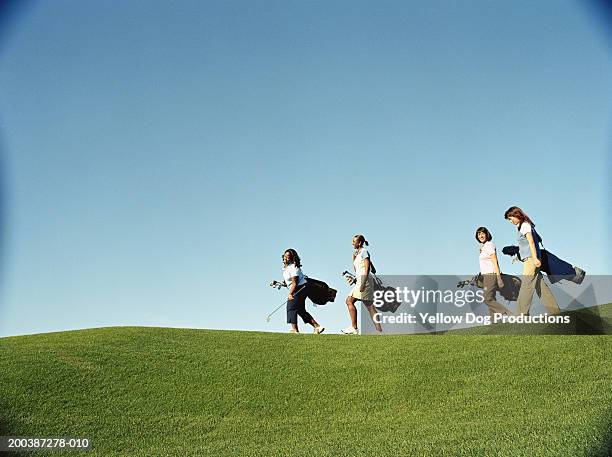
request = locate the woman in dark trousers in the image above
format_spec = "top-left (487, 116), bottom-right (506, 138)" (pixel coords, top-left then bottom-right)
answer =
top-left (475, 227), bottom-right (512, 317)
top-left (282, 249), bottom-right (325, 334)
top-left (504, 206), bottom-right (560, 316)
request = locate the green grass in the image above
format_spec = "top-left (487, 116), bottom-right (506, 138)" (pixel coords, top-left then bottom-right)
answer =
top-left (1, 306), bottom-right (611, 456)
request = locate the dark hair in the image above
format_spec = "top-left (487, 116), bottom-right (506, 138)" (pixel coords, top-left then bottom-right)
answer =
top-left (353, 234), bottom-right (369, 247)
top-left (504, 206), bottom-right (535, 230)
top-left (283, 249), bottom-right (301, 268)
top-left (475, 227), bottom-right (492, 242)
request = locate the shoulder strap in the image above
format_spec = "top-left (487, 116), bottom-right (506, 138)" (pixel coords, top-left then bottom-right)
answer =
top-left (356, 248), bottom-right (377, 274)
top-left (532, 227), bottom-right (544, 248)
top-left (364, 249), bottom-right (377, 274)
top-left (520, 222), bottom-right (543, 245)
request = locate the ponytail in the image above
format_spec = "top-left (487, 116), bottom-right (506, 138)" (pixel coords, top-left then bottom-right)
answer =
top-left (354, 234), bottom-right (369, 247)
top-left (353, 234), bottom-right (375, 273)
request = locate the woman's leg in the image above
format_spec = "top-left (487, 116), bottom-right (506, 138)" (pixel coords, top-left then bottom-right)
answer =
top-left (482, 274), bottom-right (511, 317)
top-left (287, 299), bottom-right (299, 332)
top-left (517, 257), bottom-right (537, 315)
top-left (297, 308), bottom-right (318, 327)
top-left (535, 274), bottom-right (560, 315)
top-left (346, 295), bottom-right (358, 329)
top-left (365, 303), bottom-right (382, 332)
top-left (295, 288), bottom-right (318, 327)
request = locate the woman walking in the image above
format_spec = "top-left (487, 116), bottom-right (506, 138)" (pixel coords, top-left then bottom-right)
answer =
top-left (341, 235), bottom-right (382, 335)
top-left (282, 249), bottom-right (325, 334)
top-left (475, 227), bottom-right (512, 317)
top-left (504, 207), bottom-right (560, 316)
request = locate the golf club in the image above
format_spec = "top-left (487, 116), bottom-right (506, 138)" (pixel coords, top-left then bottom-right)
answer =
top-left (266, 283), bottom-right (306, 322)
top-left (269, 280), bottom-right (287, 290)
top-left (342, 270), bottom-right (356, 285)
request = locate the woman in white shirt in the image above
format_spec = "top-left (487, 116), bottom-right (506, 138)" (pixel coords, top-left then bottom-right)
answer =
top-left (504, 206), bottom-right (560, 316)
top-left (475, 227), bottom-right (511, 317)
top-left (341, 235), bottom-right (382, 335)
top-left (282, 249), bottom-right (325, 334)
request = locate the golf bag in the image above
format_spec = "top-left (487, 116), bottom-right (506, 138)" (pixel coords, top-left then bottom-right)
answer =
top-left (502, 245), bottom-right (585, 285)
top-left (371, 274), bottom-right (402, 313)
top-left (305, 277), bottom-right (337, 305)
top-left (269, 277), bottom-right (336, 305)
top-left (540, 250), bottom-right (585, 284)
top-left (342, 271), bottom-right (401, 313)
top-left (457, 273), bottom-right (522, 302)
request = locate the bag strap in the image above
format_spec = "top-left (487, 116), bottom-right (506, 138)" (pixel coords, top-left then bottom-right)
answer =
top-left (521, 222), bottom-right (545, 249)
top-left (356, 248), bottom-right (377, 274)
top-left (532, 227), bottom-right (544, 250)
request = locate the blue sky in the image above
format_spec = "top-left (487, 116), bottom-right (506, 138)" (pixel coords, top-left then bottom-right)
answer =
top-left (0, 0), bottom-right (610, 336)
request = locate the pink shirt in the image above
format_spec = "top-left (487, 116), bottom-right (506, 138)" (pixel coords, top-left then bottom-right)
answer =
top-left (479, 241), bottom-right (496, 274)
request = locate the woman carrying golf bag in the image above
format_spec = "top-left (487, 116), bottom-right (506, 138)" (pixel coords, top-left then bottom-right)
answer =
top-left (341, 235), bottom-right (382, 335)
top-left (282, 249), bottom-right (325, 334)
top-left (504, 206), bottom-right (560, 316)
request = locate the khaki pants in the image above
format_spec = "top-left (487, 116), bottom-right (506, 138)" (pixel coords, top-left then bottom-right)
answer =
top-left (482, 274), bottom-right (511, 317)
top-left (517, 257), bottom-right (560, 315)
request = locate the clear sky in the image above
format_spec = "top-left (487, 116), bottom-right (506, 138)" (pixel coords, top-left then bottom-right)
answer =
top-left (0, 0), bottom-right (610, 337)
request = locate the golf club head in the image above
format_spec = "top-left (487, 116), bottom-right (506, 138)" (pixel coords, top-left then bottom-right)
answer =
top-left (269, 280), bottom-right (286, 290)
top-left (342, 271), bottom-right (356, 285)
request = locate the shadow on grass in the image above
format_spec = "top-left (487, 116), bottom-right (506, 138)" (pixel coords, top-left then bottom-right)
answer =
top-left (570, 305), bottom-right (611, 335)
top-left (0, 417), bottom-right (17, 456)
top-left (587, 409), bottom-right (612, 457)
top-left (436, 304), bottom-right (612, 336)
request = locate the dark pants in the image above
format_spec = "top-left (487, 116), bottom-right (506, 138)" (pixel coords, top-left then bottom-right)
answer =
top-left (286, 283), bottom-right (313, 324)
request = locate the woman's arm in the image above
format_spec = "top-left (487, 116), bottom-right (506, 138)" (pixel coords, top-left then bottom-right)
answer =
top-left (491, 252), bottom-right (501, 276)
top-left (491, 251), bottom-right (504, 287)
top-left (288, 276), bottom-right (298, 300)
top-left (525, 232), bottom-right (541, 267)
top-left (360, 258), bottom-right (371, 292)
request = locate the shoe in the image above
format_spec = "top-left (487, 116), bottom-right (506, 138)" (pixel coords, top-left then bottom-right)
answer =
top-left (572, 267), bottom-right (586, 285)
top-left (290, 329), bottom-right (299, 334)
top-left (341, 326), bottom-right (358, 335)
top-left (314, 326), bottom-right (325, 334)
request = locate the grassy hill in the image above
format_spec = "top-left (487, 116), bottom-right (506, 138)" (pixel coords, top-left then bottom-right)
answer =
top-left (1, 306), bottom-right (611, 456)
top-left (441, 302), bottom-right (612, 335)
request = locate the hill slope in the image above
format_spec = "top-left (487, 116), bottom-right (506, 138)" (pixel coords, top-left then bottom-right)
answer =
top-left (443, 302), bottom-right (612, 335)
top-left (1, 308), bottom-right (611, 456)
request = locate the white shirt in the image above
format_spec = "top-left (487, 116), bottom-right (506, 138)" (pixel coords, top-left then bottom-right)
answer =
top-left (519, 222), bottom-right (532, 236)
top-left (479, 241), bottom-right (496, 274)
top-left (283, 264), bottom-right (307, 289)
top-left (353, 248), bottom-right (371, 278)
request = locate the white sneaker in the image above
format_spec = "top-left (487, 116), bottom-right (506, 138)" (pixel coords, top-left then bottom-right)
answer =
top-left (341, 326), bottom-right (358, 335)
top-left (314, 326), bottom-right (325, 334)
